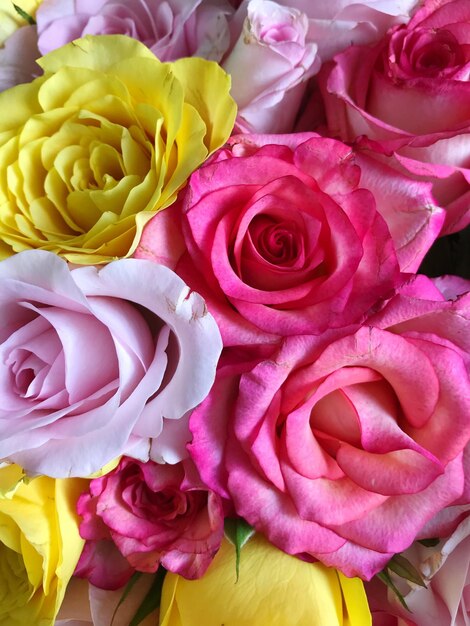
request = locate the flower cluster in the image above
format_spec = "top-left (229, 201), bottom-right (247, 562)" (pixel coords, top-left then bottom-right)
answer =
top-left (0, 1), bottom-right (469, 625)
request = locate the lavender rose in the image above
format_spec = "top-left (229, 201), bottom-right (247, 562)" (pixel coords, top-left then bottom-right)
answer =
top-left (36, 0), bottom-right (234, 61)
top-left (0, 250), bottom-right (222, 478)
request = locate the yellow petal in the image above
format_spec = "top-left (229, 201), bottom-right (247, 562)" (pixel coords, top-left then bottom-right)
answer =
top-left (54, 478), bottom-right (88, 616)
top-left (37, 34), bottom-right (156, 73)
top-left (0, 543), bottom-right (34, 625)
top-left (159, 536), bottom-right (372, 626)
top-left (0, 467), bottom-right (87, 625)
top-left (0, 512), bottom-right (21, 553)
top-left (0, 81), bottom-right (42, 133)
top-left (169, 57), bottom-right (237, 154)
top-left (339, 572), bottom-right (372, 626)
top-left (0, 464), bottom-right (25, 499)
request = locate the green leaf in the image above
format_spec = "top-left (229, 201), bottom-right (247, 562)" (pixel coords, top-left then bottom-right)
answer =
top-left (387, 554), bottom-right (427, 588)
top-left (128, 567), bottom-right (167, 626)
top-left (110, 572), bottom-right (142, 626)
top-left (12, 3), bottom-right (36, 25)
top-left (224, 517), bottom-right (255, 582)
top-left (418, 538), bottom-right (440, 548)
top-left (377, 570), bottom-right (410, 612)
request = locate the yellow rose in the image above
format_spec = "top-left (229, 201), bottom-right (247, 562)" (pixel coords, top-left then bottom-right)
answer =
top-left (159, 535), bottom-right (372, 626)
top-left (0, 34), bottom-right (236, 264)
top-left (0, 0), bottom-right (41, 45)
top-left (0, 466), bottom-right (86, 625)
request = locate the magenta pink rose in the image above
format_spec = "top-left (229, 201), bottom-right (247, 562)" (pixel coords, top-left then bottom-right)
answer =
top-left (75, 458), bottom-right (224, 589)
top-left (320, 0), bottom-right (470, 235)
top-left (137, 132), bottom-right (445, 346)
top-left (0, 250), bottom-right (222, 478)
top-left (36, 0), bottom-right (233, 62)
top-left (189, 275), bottom-right (470, 579)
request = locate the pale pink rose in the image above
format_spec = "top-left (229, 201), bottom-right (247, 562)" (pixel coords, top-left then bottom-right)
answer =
top-left (222, 0), bottom-right (321, 133)
top-left (138, 132), bottom-right (444, 346)
top-left (233, 0), bottom-right (419, 61)
top-left (36, 0), bottom-right (233, 61)
top-left (404, 517), bottom-right (470, 626)
top-left (75, 458), bottom-right (224, 589)
top-left (365, 577), bottom-right (419, 626)
top-left (320, 0), bottom-right (470, 235)
top-left (189, 275), bottom-right (470, 580)
top-left (0, 26), bottom-right (40, 91)
top-left (367, 514), bottom-right (470, 626)
top-left (224, 0), bottom-right (418, 133)
top-left (55, 575), bottom-right (158, 625)
top-left (0, 250), bottom-right (222, 477)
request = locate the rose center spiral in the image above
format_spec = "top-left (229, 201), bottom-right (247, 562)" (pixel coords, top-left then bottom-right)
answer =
top-left (249, 215), bottom-right (303, 266)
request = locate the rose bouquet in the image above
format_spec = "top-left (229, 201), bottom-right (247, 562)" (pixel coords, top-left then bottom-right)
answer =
top-left (0, 0), bottom-right (469, 624)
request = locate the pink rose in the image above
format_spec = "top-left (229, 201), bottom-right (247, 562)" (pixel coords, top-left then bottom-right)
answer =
top-left (75, 458), bottom-right (224, 589)
top-left (320, 0), bottom-right (470, 235)
top-left (189, 276), bottom-right (470, 579)
top-left (0, 250), bottom-right (222, 477)
top-left (367, 515), bottom-right (470, 626)
top-left (222, 0), bottom-right (320, 133)
top-left (137, 133), bottom-right (444, 346)
top-left (36, 0), bottom-right (233, 61)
